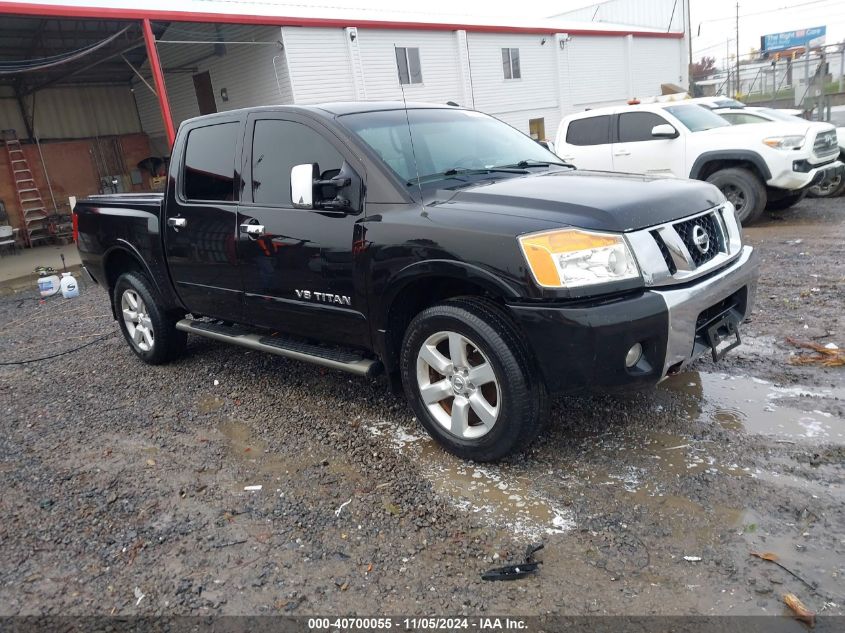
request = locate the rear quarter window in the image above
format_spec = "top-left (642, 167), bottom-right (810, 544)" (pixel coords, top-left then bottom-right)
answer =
top-left (565, 115), bottom-right (611, 146)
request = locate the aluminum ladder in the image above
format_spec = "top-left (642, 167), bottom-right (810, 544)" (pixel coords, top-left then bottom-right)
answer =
top-left (3, 130), bottom-right (48, 247)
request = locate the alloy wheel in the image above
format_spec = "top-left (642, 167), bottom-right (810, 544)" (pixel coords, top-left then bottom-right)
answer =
top-left (809, 173), bottom-right (843, 197)
top-left (722, 183), bottom-right (748, 216)
top-left (415, 330), bottom-right (500, 440)
top-left (121, 289), bottom-right (155, 352)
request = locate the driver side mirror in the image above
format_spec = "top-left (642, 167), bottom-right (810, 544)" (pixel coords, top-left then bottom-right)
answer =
top-left (290, 162), bottom-right (360, 213)
top-left (291, 163), bottom-right (316, 209)
top-left (651, 124), bottom-right (679, 139)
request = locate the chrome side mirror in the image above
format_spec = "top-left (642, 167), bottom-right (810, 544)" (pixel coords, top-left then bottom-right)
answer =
top-left (291, 163), bottom-right (315, 209)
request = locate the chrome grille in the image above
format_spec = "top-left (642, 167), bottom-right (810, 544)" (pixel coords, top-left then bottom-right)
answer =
top-left (673, 212), bottom-right (726, 266)
top-left (649, 229), bottom-right (677, 274)
top-left (651, 211), bottom-right (727, 271)
top-left (625, 204), bottom-right (743, 288)
top-left (813, 130), bottom-right (839, 160)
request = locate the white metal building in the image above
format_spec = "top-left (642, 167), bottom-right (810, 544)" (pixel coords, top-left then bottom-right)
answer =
top-left (130, 14), bottom-right (688, 152)
top-left (1, 0), bottom-right (689, 155)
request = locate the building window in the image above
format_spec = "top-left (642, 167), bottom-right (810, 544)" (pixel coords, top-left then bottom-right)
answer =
top-left (395, 47), bottom-right (422, 85)
top-left (502, 48), bottom-right (521, 79)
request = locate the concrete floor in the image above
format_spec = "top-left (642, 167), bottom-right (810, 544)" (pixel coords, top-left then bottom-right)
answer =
top-left (0, 242), bottom-right (81, 285)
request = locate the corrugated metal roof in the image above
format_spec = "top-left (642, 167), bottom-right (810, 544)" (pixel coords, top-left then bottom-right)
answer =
top-left (2, 0), bottom-right (674, 35)
top-left (550, 0), bottom-right (685, 32)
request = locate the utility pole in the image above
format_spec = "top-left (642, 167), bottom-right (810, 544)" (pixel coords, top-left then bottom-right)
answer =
top-left (686, 0), bottom-right (694, 94)
top-left (726, 38), bottom-right (731, 95)
top-left (735, 2), bottom-right (740, 97)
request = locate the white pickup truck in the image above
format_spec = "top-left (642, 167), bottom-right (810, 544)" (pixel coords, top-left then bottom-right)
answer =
top-left (554, 102), bottom-right (843, 223)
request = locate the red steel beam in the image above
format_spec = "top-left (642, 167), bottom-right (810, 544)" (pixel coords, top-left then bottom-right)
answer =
top-left (0, 2), bottom-right (685, 39)
top-left (141, 17), bottom-right (175, 148)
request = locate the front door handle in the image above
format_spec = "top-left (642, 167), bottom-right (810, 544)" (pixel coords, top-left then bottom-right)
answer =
top-left (167, 217), bottom-right (187, 229)
top-left (613, 150), bottom-right (631, 157)
top-left (240, 223), bottom-right (265, 238)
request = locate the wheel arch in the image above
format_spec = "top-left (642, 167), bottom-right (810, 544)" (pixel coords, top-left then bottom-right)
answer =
top-left (375, 260), bottom-right (522, 375)
top-left (102, 241), bottom-right (179, 318)
top-left (690, 151), bottom-right (772, 183)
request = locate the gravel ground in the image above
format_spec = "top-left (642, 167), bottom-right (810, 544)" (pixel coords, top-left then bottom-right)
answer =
top-left (0, 196), bottom-right (843, 621)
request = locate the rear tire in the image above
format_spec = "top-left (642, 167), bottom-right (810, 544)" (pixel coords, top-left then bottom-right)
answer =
top-left (705, 167), bottom-right (767, 225)
top-left (766, 189), bottom-right (807, 211)
top-left (113, 272), bottom-right (186, 365)
top-left (400, 297), bottom-right (548, 462)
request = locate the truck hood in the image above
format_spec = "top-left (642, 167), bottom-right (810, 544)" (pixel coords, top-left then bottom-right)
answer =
top-left (433, 170), bottom-right (724, 232)
top-left (702, 120), bottom-right (832, 138)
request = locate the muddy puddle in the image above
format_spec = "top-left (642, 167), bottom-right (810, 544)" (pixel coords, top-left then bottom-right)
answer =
top-left (362, 416), bottom-right (573, 539)
top-left (661, 372), bottom-right (845, 444)
top-left (212, 371), bottom-right (843, 545)
top-left (217, 419), bottom-right (305, 492)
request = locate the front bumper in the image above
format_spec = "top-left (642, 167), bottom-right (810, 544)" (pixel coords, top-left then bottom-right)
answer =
top-left (769, 159), bottom-right (843, 190)
top-left (807, 160), bottom-right (844, 188)
top-left (508, 246), bottom-right (758, 394)
top-left (652, 245), bottom-right (757, 376)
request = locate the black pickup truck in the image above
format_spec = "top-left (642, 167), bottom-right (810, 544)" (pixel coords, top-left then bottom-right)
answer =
top-left (75, 102), bottom-right (758, 461)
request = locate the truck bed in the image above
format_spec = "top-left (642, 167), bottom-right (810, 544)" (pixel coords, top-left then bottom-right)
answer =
top-left (74, 192), bottom-right (177, 309)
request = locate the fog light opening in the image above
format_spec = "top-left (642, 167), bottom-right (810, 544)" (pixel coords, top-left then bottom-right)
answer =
top-left (625, 342), bottom-right (643, 368)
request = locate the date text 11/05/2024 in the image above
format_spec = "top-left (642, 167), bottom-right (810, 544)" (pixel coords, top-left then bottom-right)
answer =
top-left (308, 616), bottom-right (529, 630)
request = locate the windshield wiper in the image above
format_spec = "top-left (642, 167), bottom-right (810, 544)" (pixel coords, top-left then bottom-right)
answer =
top-left (406, 166), bottom-right (527, 186)
top-left (497, 159), bottom-right (573, 169)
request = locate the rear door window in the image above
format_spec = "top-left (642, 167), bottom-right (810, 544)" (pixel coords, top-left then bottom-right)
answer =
top-left (183, 122), bottom-right (239, 201)
top-left (565, 115), bottom-right (611, 146)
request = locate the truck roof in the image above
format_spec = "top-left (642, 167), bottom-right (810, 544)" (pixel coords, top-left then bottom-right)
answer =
top-left (181, 101), bottom-right (461, 126)
top-left (562, 100), bottom-right (708, 120)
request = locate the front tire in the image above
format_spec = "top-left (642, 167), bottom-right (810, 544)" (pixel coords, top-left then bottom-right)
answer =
top-left (113, 272), bottom-right (186, 365)
top-left (400, 298), bottom-right (547, 462)
top-left (706, 167), bottom-right (767, 225)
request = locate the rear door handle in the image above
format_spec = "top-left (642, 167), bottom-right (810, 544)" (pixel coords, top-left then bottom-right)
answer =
top-left (167, 217), bottom-right (187, 230)
top-left (613, 150), bottom-right (631, 156)
top-left (240, 223), bottom-right (265, 237)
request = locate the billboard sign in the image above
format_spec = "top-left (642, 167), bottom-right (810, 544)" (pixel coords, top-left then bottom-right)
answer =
top-left (761, 26), bottom-right (826, 54)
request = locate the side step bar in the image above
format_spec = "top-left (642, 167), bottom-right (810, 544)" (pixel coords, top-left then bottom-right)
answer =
top-left (176, 319), bottom-right (381, 377)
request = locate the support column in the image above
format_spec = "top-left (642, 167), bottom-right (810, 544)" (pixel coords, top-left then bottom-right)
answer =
top-left (625, 34), bottom-right (634, 99)
top-left (455, 30), bottom-right (474, 109)
top-left (142, 18), bottom-right (175, 148)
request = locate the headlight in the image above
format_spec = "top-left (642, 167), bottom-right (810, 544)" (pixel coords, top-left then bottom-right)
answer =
top-left (763, 135), bottom-right (805, 150)
top-left (518, 229), bottom-right (640, 288)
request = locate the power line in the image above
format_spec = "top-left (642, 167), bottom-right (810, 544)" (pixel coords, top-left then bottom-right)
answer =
top-left (0, 26), bottom-right (131, 75)
top-left (695, 0), bottom-right (838, 26)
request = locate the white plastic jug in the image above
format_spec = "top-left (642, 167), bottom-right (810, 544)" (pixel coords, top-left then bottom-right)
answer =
top-left (60, 272), bottom-right (80, 299)
top-left (38, 274), bottom-right (60, 298)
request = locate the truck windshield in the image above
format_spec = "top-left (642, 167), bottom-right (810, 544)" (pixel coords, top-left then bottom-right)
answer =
top-left (664, 105), bottom-right (732, 132)
top-left (339, 108), bottom-right (564, 186)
